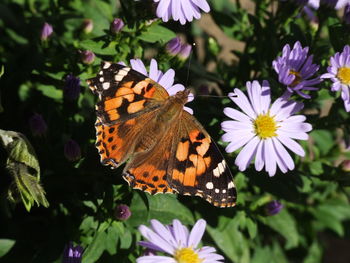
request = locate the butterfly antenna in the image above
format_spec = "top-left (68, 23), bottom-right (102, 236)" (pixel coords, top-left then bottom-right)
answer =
top-left (185, 42), bottom-right (195, 87)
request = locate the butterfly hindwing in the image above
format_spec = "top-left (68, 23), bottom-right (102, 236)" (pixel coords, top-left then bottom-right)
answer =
top-left (122, 125), bottom-right (177, 195)
top-left (167, 111), bottom-right (237, 208)
top-left (87, 62), bottom-right (169, 124)
top-left (94, 109), bottom-right (161, 168)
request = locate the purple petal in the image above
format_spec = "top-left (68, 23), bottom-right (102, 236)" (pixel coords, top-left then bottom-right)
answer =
top-left (137, 255), bottom-right (176, 263)
top-left (235, 136), bottom-right (260, 171)
top-left (187, 219), bottom-right (206, 248)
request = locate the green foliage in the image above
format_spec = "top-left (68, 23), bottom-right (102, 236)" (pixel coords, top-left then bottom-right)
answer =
top-left (0, 0), bottom-right (350, 262)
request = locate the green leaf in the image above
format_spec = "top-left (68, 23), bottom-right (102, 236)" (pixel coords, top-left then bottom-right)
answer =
top-left (246, 217), bottom-right (257, 239)
top-left (105, 223), bottom-right (121, 255)
top-left (119, 228), bottom-right (132, 249)
top-left (310, 198), bottom-right (350, 236)
top-left (310, 130), bottom-right (333, 156)
top-left (127, 192), bottom-right (149, 227)
top-left (139, 24), bottom-right (176, 43)
top-left (207, 212), bottom-right (250, 263)
top-left (309, 161), bottom-right (324, 175)
top-left (0, 239), bottom-right (15, 257)
top-left (80, 39), bottom-right (117, 55)
top-left (0, 130), bottom-right (49, 211)
top-left (36, 85), bottom-right (63, 101)
top-left (259, 209), bottom-right (299, 249)
top-left (147, 194), bottom-right (194, 225)
top-left (82, 230), bottom-right (107, 263)
top-left (303, 241), bottom-right (322, 263)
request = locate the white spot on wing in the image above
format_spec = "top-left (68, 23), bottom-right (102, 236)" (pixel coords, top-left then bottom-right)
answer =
top-left (228, 181), bottom-right (235, 189)
top-left (103, 62), bottom-right (111, 69)
top-left (215, 189), bottom-right (219, 193)
top-left (206, 182), bottom-right (214, 189)
top-left (99, 77), bottom-right (104, 82)
top-left (102, 82), bottom-right (110, 90)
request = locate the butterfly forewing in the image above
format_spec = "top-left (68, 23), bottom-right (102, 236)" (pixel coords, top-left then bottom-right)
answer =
top-left (87, 62), bottom-right (169, 124)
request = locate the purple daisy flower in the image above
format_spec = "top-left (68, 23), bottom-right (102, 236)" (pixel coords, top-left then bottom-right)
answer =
top-left (221, 80), bottom-right (312, 177)
top-left (272, 41), bottom-right (321, 98)
top-left (137, 219), bottom-right (224, 263)
top-left (153, 0), bottom-right (210, 25)
top-left (321, 45), bottom-right (350, 112)
top-left (120, 58), bottom-right (194, 114)
top-left (62, 242), bottom-right (83, 263)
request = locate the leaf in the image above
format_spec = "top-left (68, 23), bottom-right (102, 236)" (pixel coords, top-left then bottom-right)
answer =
top-left (105, 223), bottom-right (121, 255)
top-left (80, 39), bottom-right (117, 55)
top-left (207, 212), bottom-right (250, 263)
top-left (0, 239), bottom-right (15, 257)
top-left (138, 24), bottom-right (176, 43)
top-left (303, 241), bottom-right (322, 263)
top-left (82, 230), bottom-right (107, 263)
top-left (147, 194), bottom-right (194, 225)
top-left (258, 209), bottom-right (299, 249)
top-left (310, 130), bottom-right (333, 156)
top-left (0, 130), bottom-right (49, 211)
top-left (127, 192), bottom-right (150, 227)
top-left (310, 198), bottom-right (350, 236)
top-left (119, 228), bottom-right (132, 249)
top-left (36, 85), bottom-right (63, 101)
top-left (246, 217), bottom-right (257, 239)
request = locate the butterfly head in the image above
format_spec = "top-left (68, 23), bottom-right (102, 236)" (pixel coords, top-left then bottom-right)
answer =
top-left (174, 89), bottom-right (191, 105)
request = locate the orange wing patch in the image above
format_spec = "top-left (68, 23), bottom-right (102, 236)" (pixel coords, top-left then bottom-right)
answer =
top-left (167, 111), bottom-right (237, 208)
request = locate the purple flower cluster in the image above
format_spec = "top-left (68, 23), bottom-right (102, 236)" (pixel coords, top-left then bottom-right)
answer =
top-left (62, 243), bottom-right (83, 263)
top-left (272, 41), bottom-right (321, 98)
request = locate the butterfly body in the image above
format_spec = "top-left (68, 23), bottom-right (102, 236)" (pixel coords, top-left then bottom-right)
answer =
top-left (87, 62), bottom-right (237, 208)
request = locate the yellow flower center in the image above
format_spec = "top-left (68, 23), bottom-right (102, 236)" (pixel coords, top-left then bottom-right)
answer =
top-left (174, 248), bottom-right (202, 263)
top-left (254, 114), bottom-right (278, 139)
top-left (337, 67), bottom-right (350, 85)
top-left (289, 70), bottom-right (302, 87)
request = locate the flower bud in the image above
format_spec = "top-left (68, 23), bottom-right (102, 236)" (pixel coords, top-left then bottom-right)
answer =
top-left (110, 18), bottom-right (125, 34)
top-left (82, 19), bottom-right (93, 34)
top-left (41, 22), bottom-right (53, 41)
top-left (166, 37), bottom-right (182, 56)
top-left (80, 50), bottom-right (95, 64)
top-left (342, 160), bottom-right (350, 172)
top-left (64, 139), bottom-right (81, 162)
top-left (29, 113), bottom-right (48, 137)
top-left (64, 74), bottom-right (81, 100)
top-left (115, 204), bottom-right (131, 221)
top-left (266, 200), bottom-right (283, 216)
top-left (62, 242), bottom-right (83, 263)
top-left (179, 43), bottom-right (192, 60)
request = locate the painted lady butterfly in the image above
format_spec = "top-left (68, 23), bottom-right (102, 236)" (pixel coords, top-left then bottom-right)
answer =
top-left (87, 62), bottom-right (237, 208)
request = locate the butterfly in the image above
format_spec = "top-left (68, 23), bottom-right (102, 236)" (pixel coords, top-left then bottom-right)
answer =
top-left (87, 62), bottom-right (237, 208)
